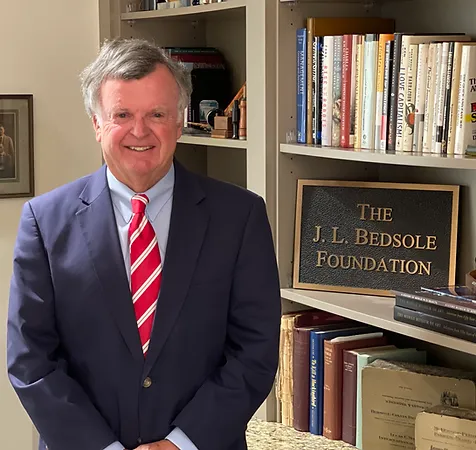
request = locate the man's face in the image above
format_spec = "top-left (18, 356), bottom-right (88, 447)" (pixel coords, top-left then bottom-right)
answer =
top-left (0, 127), bottom-right (4, 136)
top-left (93, 64), bottom-right (183, 192)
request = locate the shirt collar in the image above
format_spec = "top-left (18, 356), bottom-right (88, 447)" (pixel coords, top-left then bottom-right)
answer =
top-left (106, 163), bottom-right (175, 224)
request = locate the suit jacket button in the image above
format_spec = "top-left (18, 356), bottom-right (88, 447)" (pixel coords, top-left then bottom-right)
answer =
top-left (143, 377), bottom-right (152, 388)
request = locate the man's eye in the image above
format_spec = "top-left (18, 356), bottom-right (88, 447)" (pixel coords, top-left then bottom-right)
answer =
top-left (154, 113), bottom-right (164, 118)
top-left (117, 113), bottom-right (128, 119)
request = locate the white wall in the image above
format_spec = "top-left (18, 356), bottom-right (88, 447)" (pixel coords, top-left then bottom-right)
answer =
top-left (0, 1), bottom-right (102, 448)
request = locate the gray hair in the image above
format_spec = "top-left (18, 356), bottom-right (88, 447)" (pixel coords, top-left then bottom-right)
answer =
top-left (80, 37), bottom-right (192, 121)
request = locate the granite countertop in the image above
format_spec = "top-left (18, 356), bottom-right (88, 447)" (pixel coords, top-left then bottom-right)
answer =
top-left (246, 419), bottom-right (356, 449)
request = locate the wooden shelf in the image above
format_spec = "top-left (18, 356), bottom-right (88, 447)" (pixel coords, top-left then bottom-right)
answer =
top-left (280, 143), bottom-right (476, 170)
top-left (281, 288), bottom-right (476, 356)
top-left (121, 0), bottom-right (246, 21)
top-left (178, 134), bottom-right (247, 149)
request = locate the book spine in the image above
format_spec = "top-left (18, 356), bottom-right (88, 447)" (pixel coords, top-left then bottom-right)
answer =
top-left (460, 45), bottom-right (476, 153)
top-left (454, 45), bottom-right (470, 154)
top-left (441, 42), bottom-right (455, 154)
top-left (311, 36), bottom-right (318, 144)
top-left (375, 35), bottom-right (393, 150)
top-left (332, 36), bottom-right (343, 147)
top-left (413, 43), bottom-right (429, 152)
top-left (317, 37), bottom-right (324, 145)
top-left (292, 328), bottom-right (311, 431)
top-left (350, 35), bottom-right (359, 147)
top-left (340, 35), bottom-right (353, 148)
top-left (395, 36), bottom-right (409, 151)
top-left (387, 33), bottom-right (402, 151)
top-left (402, 43), bottom-right (418, 151)
top-left (341, 351), bottom-right (358, 445)
top-left (395, 295), bottom-right (476, 327)
top-left (423, 43), bottom-right (437, 153)
top-left (321, 36), bottom-right (334, 146)
top-left (296, 28), bottom-right (307, 144)
top-left (394, 305), bottom-right (476, 343)
top-left (354, 35), bottom-right (364, 148)
top-left (322, 340), bottom-right (337, 439)
top-left (361, 34), bottom-right (378, 149)
top-left (380, 39), bottom-right (394, 150)
top-left (306, 24), bottom-right (314, 144)
top-left (430, 43), bottom-right (443, 153)
top-left (434, 42), bottom-right (450, 154)
top-left (309, 332), bottom-right (319, 434)
top-left (447, 43), bottom-right (464, 154)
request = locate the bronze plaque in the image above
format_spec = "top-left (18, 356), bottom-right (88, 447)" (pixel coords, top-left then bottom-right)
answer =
top-left (293, 180), bottom-right (459, 296)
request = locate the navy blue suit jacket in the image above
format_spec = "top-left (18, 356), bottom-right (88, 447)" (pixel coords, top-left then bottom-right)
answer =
top-left (7, 161), bottom-right (281, 450)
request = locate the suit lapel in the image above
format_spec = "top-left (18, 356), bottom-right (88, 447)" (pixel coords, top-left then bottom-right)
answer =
top-left (76, 166), bottom-right (143, 362)
top-left (144, 161), bottom-right (209, 375)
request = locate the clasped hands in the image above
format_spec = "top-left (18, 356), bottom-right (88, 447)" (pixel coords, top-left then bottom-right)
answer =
top-left (130, 440), bottom-right (179, 450)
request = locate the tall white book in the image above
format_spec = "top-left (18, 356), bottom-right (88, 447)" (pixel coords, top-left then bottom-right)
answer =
top-left (361, 34), bottom-right (378, 149)
top-left (454, 44), bottom-right (476, 154)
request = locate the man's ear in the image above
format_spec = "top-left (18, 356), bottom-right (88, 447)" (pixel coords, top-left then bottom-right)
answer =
top-left (92, 115), bottom-right (102, 143)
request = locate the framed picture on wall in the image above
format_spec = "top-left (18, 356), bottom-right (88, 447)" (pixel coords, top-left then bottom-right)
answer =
top-left (0, 94), bottom-right (34, 198)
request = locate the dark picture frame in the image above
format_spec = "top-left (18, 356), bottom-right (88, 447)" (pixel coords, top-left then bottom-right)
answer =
top-left (0, 94), bottom-right (34, 198)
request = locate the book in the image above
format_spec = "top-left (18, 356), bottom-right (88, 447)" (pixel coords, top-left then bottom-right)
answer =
top-left (362, 360), bottom-right (476, 450)
top-left (322, 332), bottom-right (388, 440)
top-left (308, 324), bottom-right (375, 435)
top-left (349, 346), bottom-right (427, 448)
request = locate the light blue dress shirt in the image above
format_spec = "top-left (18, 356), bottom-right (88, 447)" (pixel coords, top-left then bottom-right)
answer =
top-left (104, 163), bottom-right (198, 450)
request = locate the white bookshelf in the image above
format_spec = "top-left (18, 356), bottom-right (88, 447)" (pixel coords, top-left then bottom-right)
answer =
top-left (281, 288), bottom-right (476, 356)
top-left (100, 0), bottom-right (476, 433)
top-left (275, 0), bottom-right (476, 439)
top-left (276, 0), bottom-right (476, 342)
top-left (121, 0), bottom-right (246, 21)
top-left (281, 143), bottom-right (476, 170)
top-left (101, 0), bottom-right (277, 222)
top-left (179, 134), bottom-right (247, 149)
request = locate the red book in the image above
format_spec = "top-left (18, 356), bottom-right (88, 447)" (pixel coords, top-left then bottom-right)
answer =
top-left (291, 311), bottom-right (352, 432)
top-left (323, 332), bottom-right (388, 440)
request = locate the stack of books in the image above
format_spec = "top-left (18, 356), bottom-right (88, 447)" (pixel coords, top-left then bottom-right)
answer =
top-left (393, 285), bottom-right (476, 343)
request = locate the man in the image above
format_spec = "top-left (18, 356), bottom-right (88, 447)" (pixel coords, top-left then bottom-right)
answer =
top-left (7, 38), bottom-right (281, 450)
top-left (0, 124), bottom-right (15, 179)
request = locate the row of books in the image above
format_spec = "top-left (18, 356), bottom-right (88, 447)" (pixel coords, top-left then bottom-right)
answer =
top-left (394, 285), bottom-right (476, 343)
top-left (136, 0), bottom-right (224, 11)
top-left (277, 306), bottom-right (476, 448)
top-left (296, 16), bottom-right (476, 155)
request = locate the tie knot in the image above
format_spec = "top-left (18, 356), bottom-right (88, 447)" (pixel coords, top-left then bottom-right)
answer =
top-left (131, 194), bottom-right (149, 214)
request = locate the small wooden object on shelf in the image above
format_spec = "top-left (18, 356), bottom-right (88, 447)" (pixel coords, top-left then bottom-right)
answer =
top-left (212, 115), bottom-right (232, 139)
top-left (239, 95), bottom-right (246, 140)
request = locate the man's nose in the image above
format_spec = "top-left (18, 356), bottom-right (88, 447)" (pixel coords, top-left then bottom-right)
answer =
top-left (131, 117), bottom-right (150, 139)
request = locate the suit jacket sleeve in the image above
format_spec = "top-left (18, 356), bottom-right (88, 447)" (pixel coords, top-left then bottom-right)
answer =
top-left (7, 202), bottom-right (119, 450)
top-left (172, 195), bottom-right (281, 450)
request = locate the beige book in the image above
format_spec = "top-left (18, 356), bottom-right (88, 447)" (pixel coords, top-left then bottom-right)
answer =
top-left (447, 42), bottom-right (476, 155)
top-left (362, 359), bottom-right (476, 450)
top-left (454, 44), bottom-right (476, 154)
top-left (415, 405), bottom-right (476, 450)
top-left (354, 35), bottom-right (364, 149)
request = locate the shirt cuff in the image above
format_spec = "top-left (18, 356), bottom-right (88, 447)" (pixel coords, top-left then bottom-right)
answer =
top-left (103, 441), bottom-right (125, 450)
top-left (166, 427), bottom-right (199, 450)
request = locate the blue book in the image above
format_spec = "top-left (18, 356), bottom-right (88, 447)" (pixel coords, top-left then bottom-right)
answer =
top-left (309, 325), bottom-right (375, 435)
top-left (296, 28), bottom-right (307, 143)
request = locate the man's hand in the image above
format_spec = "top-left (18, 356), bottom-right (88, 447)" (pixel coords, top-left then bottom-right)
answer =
top-left (133, 440), bottom-right (179, 450)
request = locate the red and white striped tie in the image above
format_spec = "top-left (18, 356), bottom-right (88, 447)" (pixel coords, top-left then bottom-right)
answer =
top-left (129, 193), bottom-right (162, 356)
